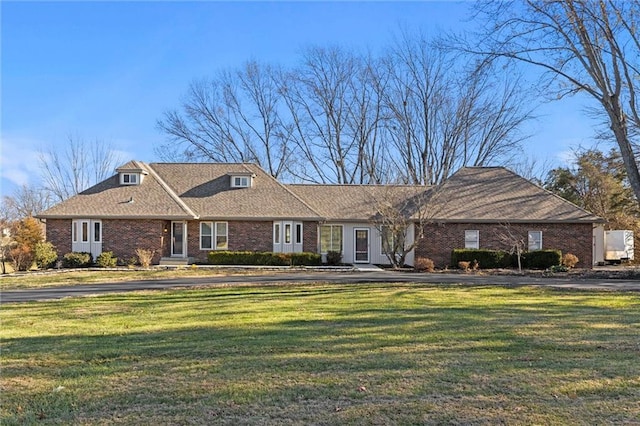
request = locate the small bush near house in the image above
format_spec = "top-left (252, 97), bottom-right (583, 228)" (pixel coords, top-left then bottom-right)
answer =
top-left (288, 252), bottom-right (322, 266)
top-left (34, 242), bottom-right (58, 269)
top-left (451, 249), bottom-right (511, 269)
top-left (458, 261), bottom-right (470, 271)
top-left (62, 252), bottom-right (93, 268)
top-left (208, 251), bottom-right (321, 266)
top-left (562, 253), bottom-right (579, 268)
top-left (96, 251), bottom-right (118, 268)
top-left (10, 246), bottom-right (34, 271)
top-left (522, 250), bottom-right (562, 269)
top-left (414, 257), bottom-right (435, 272)
top-left (135, 249), bottom-right (155, 268)
top-left (325, 251), bottom-right (342, 266)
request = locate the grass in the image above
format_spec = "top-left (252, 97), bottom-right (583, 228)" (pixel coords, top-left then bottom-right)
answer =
top-left (1, 283), bottom-right (639, 424)
top-left (0, 267), bottom-right (274, 290)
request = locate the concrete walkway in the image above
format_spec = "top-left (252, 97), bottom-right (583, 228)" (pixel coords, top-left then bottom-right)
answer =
top-left (2, 270), bottom-right (639, 304)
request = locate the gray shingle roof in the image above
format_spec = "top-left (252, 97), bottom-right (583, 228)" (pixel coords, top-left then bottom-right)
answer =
top-left (429, 167), bottom-right (604, 223)
top-left (150, 163), bottom-right (320, 220)
top-left (38, 162), bottom-right (603, 224)
top-left (287, 184), bottom-right (428, 221)
top-left (37, 169), bottom-right (194, 219)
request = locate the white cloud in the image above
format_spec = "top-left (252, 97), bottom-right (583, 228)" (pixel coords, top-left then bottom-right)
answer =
top-left (0, 137), bottom-right (44, 192)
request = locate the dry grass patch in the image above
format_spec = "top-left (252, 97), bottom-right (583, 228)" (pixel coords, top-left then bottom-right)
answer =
top-left (1, 283), bottom-right (639, 424)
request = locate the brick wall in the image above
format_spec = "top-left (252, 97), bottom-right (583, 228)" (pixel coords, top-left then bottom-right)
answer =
top-left (415, 222), bottom-right (594, 268)
top-left (45, 219), bottom-right (71, 258)
top-left (102, 219), bottom-right (168, 264)
top-left (303, 221), bottom-right (318, 253)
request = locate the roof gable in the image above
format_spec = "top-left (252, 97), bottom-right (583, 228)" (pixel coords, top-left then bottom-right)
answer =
top-left (430, 167), bottom-right (603, 223)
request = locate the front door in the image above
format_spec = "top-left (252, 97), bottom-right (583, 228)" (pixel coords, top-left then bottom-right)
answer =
top-left (72, 219), bottom-right (102, 259)
top-left (354, 228), bottom-right (370, 263)
top-left (172, 221), bottom-right (186, 257)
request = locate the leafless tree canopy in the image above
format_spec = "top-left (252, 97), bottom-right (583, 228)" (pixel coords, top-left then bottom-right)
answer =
top-left (466, 0), bottom-right (640, 202)
top-left (39, 136), bottom-right (124, 202)
top-left (158, 34), bottom-right (534, 184)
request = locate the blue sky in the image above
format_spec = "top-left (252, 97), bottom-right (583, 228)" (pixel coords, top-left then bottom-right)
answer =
top-left (1, 1), bottom-right (596, 196)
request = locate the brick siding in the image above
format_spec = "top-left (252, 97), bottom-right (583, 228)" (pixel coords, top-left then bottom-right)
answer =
top-left (102, 219), bottom-right (168, 264)
top-left (45, 219), bottom-right (71, 259)
top-left (303, 221), bottom-right (318, 253)
top-left (415, 222), bottom-right (594, 268)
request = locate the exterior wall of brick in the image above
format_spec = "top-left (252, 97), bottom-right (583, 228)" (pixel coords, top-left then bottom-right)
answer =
top-left (303, 221), bottom-right (318, 253)
top-left (415, 222), bottom-right (594, 268)
top-left (102, 219), bottom-right (168, 264)
top-left (45, 219), bottom-right (72, 258)
top-left (186, 220), bottom-right (321, 262)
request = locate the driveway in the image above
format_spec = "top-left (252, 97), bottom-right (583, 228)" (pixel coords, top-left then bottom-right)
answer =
top-left (2, 270), bottom-right (639, 304)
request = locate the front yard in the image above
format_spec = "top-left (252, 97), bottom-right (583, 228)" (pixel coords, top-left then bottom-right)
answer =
top-left (1, 283), bottom-right (639, 424)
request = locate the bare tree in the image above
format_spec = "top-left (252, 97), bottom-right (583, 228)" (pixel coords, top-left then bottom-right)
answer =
top-left (370, 185), bottom-right (443, 268)
top-left (156, 61), bottom-right (293, 178)
top-left (2, 185), bottom-right (52, 219)
top-left (498, 223), bottom-right (526, 273)
top-left (467, 0), bottom-right (640, 202)
top-left (280, 46), bottom-right (387, 183)
top-left (39, 136), bottom-right (124, 202)
top-left (383, 32), bottom-right (533, 184)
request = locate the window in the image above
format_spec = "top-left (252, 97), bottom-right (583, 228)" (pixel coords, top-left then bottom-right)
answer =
top-left (93, 221), bottom-right (101, 243)
top-left (81, 221), bottom-right (89, 242)
top-left (200, 222), bottom-right (213, 250)
top-left (121, 173), bottom-right (138, 185)
top-left (320, 225), bottom-right (343, 253)
top-left (381, 226), bottom-right (392, 254)
top-left (528, 231), bottom-right (542, 251)
top-left (465, 230), bottom-right (479, 249)
top-left (274, 223), bottom-right (281, 244)
top-left (231, 176), bottom-right (249, 188)
top-left (295, 223), bottom-right (302, 244)
top-left (200, 222), bottom-right (228, 250)
top-left (216, 222), bottom-right (228, 249)
top-left (284, 223), bottom-right (291, 244)
top-left (72, 221), bottom-right (78, 243)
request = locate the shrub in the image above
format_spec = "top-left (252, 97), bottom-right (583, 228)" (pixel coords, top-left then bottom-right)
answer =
top-left (451, 249), bottom-right (512, 269)
top-left (135, 249), bottom-right (155, 268)
top-left (550, 264), bottom-right (569, 273)
top-left (10, 245), bottom-right (34, 271)
top-left (288, 252), bottom-right (322, 266)
top-left (522, 250), bottom-right (562, 269)
top-left (207, 251), bottom-right (321, 266)
top-left (458, 261), bottom-right (470, 271)
top-left (34, 241), bottom-right (58, 269)
top-left (562, 253), bottom-right (579, 269)
top-left (414, 257), bottom-right (435, 272)
top-left (96, 251), bottom-right (118, 268)
top-left (62, 252), bottom-right (93, 268)
top-left (325, 251), bottom-right (342, 266)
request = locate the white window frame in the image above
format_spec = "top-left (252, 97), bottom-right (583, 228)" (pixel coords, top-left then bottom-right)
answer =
top-left (200, 222), bottom-right (214, 250)
top-left (465, 230), bottom-right (479, 249)
top-left (200, 221), bottom-right (228, 251)
top-left (274, 223), bottom-right (281, 244)
top-left (528, 230), bottom-right (542, 251)
top-left (320, 225), bottom-right (343, 254)
top-left (215, 222), bottom-right (228, 250)
top-left (284, 223), bottom-right (292, 244)
top-left (231, 176), bottom-right (249, 188)
top-left (120, 173), bottom-right (138, 185)
top-left (380, 226), bottom-right (393, 255)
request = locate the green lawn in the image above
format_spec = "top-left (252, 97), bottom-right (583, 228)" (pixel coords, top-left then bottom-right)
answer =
top-left (1, 283), bottom-right (639, 425)
top-left (0, 267), bottom-right (271, 290)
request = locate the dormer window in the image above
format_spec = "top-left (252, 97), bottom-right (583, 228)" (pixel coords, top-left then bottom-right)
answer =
top-left (233, 176), bottom-right (249, 188)
top-left (120, 173), bottom-right (139, 185)
top-left (230, 173), bottom-right (255, 188)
